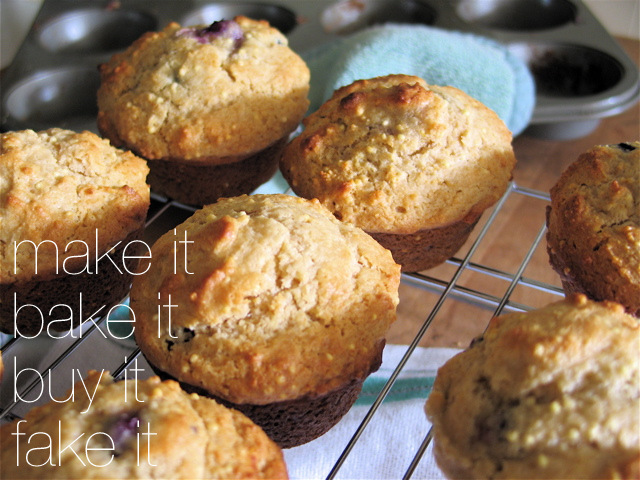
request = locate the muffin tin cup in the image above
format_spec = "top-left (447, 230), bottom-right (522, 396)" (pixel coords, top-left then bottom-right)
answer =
top-left (3, 66), bottom-right (100, 132)
top-left (1, 0), bottom-right (638, 140)
top-left (37, 7), bottom-right (157, 54)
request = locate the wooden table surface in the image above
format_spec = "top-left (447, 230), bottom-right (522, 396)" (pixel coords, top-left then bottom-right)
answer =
top-left (389, 37), bottom-right (640, 349)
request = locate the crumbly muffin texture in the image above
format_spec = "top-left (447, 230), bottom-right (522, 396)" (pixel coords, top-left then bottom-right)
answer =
top-left (131, 194), bottom-right (400, 405)
top-left (97, 17), bottom-right (310, 161)
top-left (546, 141), bottom-right (640, 316)
top-left (0, 371), bottom-right (287, 479)
top-left (280, 74), bottom-right (515, 234)
top-left (0, 129), bottom-right (150, 283)
top-left (425, 294), bottom-right (640, 479)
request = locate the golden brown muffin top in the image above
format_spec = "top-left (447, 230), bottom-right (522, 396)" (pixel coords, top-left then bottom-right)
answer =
top-left (0, 371), bottom-right (287, 479)
top-left (546, 141), bottom-right (640, 315)
top-left (97, 17), bottom-right (310, 162)
top-left (425, 294), bottom-right (640, 479)
top-left (0, 129), bottom-right (150, 283)
top-left (131, 194), bottom-right (400, 404)
top-left (280, 74), bottom-right (516, 234)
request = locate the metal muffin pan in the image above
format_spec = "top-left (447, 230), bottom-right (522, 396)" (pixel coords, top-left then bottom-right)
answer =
top-left (1, 0), bottom-right (638, 139)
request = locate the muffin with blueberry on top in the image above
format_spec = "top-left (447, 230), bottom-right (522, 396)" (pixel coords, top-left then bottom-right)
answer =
top-left (97, 16), bottom-right (310, 205)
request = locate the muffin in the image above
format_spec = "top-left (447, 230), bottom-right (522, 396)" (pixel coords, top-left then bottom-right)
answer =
top-left (425, 294), bottom-right (640, 479)
top-left (546, 141), bottom-right (640, 316)
top-left (130, 194), bottom-right (400, 447)
top-left (97, 16), bottom-right (310, 206)
top-left (0, 371), bottom-right (288, 479)
top-left (280, 74), bottom-right (516, 272)
top-left (0, 129), bottom-right (150, 335)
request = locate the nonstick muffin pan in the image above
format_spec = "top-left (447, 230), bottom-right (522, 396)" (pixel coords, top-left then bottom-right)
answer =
top-left (1, 0), bottom-right (638, 139)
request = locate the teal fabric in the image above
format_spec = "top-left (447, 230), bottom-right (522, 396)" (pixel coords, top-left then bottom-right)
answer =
top-left (105, 299), bottom-right (135, 339)
top-left (304, 24), bottom-right (535, 136)
top-left (355, 376), bottom-right (435, 405)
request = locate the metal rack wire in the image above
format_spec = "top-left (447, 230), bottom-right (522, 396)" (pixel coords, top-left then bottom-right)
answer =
top-left (0, 180), bottom-right (564, 478)
top-left (326, 182), bottom-right (562, 479)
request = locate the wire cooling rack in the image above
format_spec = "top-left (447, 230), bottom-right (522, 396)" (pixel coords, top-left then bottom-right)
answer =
top-left (0, 178), bottom-right (564, 478)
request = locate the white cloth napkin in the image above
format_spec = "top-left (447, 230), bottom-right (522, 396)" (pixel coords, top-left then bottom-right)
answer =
top-left (284, 345), bottom-right (460, 480)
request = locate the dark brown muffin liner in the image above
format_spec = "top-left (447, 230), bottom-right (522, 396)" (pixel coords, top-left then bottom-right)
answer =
top-left (0, 227), bottom-right (146, 336)
top-left (146, 137), bottom-right (287, 206)
top-left (546, 208), bottom-right (640, 318)
top-left (369, 213), bottom-right (481, 272)
top-left (147, 340), bottom-right (385, 449)
top-left (556, 272), bottom-right (640, 318)
top-left (217, 378), bottom-right (364, 449)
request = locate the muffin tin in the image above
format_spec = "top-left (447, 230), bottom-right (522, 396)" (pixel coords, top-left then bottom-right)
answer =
top-left (1, 0), bottom-right (638, 139)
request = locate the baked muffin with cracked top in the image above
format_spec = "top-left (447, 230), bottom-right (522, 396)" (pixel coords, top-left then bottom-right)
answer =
top-left (130, 194), bottom-right (400, 447)
top-left (280, 74), bottom-right (516, 272)
top-left (546, 141), bottom-right (639, 316)
top-left (425, 294), bottom-right (640, 479)
top-left (97, 16), bottom-right (309, 205)
top-left (0, 128), bottom-right (149, 335)
top-left (0, 371), bottom-right (288, 479)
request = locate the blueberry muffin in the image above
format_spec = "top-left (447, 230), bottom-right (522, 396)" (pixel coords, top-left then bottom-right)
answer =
top-left (130, 194), bottom-right (400, 447)
top-left (0, 371), bottom-right (287, 479)
top-left (280, 74), bottom-right (516, 272)
top-left (425, 294), bottom-right (640, 479)
top-left (0, 129), bottom-right (150, 335)
top-left (546, 141), bottom-right (640, 316)
top-left (97, 16), bottom-right (310, 205)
